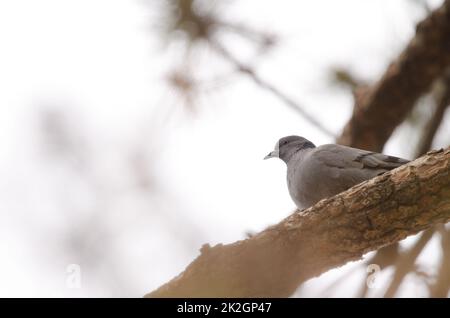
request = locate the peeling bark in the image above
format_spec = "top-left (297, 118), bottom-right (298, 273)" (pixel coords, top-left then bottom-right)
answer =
top-left (146, 148), bottom-right (450, 298)
top-left (338, 0), bottom-right (450, 152)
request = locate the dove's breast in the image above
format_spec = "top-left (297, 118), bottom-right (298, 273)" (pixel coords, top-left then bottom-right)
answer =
top-left (286, 149), bottom-right (358, 209)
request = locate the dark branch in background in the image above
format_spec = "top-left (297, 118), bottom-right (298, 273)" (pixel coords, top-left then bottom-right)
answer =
top-left (338, 0), bottom-right (450, 152)
top-left (430, 226), bottom-right (450, 297)
top-left (383, 229), bottom-right (435, 297)
top-left (337, 2), bottom-right (450, 296)
top-left (357, 73), bottom-right (450, 297)
top-left (417, 71), bottom-right (450, 156)
top-left (330, 67), bottom-right (367, 91)
top-left (375, 70), bottom-right (450, 297)
top-left (210, 40), bottom-right (336, 138)
top-left (156, 0), bottom-right (335, 138)
top-left (146, 148), bottom-right (450, 297)
top-left (356, 242), bottom-right (399, 297)
top-left (214, 20), bottom-right (277, 50)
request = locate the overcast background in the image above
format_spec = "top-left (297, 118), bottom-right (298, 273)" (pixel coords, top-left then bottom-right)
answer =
top-left (0, 0), bottom-right (448, 297)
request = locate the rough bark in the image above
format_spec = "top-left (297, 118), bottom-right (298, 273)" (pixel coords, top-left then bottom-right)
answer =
top-left (338, 0), bottom-right (450, 152)
top-left (146, 148), bottom-right (450, 298)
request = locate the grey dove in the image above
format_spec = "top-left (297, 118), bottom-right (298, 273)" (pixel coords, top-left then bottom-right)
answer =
top-left (264, 135), bottom-right (410, 210)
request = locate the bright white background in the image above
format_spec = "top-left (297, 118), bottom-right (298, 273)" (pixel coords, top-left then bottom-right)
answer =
top-left (0, 0), bottom-right (448, 297)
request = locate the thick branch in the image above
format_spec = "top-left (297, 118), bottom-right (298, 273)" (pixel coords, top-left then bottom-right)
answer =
top-left (338, 0), bottom-right (450, 152)
top-left (146, 148), bottom-right (450, 297)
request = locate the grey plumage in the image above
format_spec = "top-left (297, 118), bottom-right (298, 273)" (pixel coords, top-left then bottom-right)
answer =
top-left (265, 136), bottom-right (409, 209)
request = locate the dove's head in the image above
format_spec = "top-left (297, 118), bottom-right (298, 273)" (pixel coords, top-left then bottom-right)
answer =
top-left (264, 135), bottom-right (315, 163)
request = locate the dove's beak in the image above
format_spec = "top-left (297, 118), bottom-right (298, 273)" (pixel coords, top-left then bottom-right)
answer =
top-left (264, 150), bottom-right (279, 160)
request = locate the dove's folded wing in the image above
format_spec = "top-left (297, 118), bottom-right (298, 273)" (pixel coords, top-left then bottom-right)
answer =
top-left (314, 144), bottom-right (409, 171)
top-left (354, 152), bottom-right (410, 170)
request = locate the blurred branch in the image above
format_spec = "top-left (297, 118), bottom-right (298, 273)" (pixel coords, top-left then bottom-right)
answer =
top-left (331, 67), bottom-right (367, 91)
top-left (383, 228), bottom-right (435, 297)
top-left (338, 0), bottom-right (450, 152)
top-left (429, 225), bottom-right (450, 297)
top-left (379, 71), bottom-right (450, 297)
top-left (357, 243), bottom-right (399, 297)
top-left (210, 40), bottom-right (336, 138)
top-left (215, 20), bottom-right (277, 50)
top-left (146, 148), bottom-right (450, 297)
top-left (161, 0), bottom-right (214, 41)
top-left (416, 72), bottom-right (450, 156)
top-left (359, 72), bottom-right (450, 296)
top-left (156, 1), bottom-right (334, 136)
top-left (409, 0), bottom-right (433, 14)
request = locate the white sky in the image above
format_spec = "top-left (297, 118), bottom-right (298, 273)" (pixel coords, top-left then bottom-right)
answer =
top-left (0, 0), bottom-right (448, 297)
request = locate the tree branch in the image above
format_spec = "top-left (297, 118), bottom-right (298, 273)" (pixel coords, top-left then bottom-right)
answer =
top-left (417, 71), bottom-right (450, 156)
top-left (356, 242), bottom-right (399, 297)
top-left (338, 0), bottom-right (450, 152)
top-left (430, 226), bottom-right (450, 297)
top-left (383, 228), bottom-right (435, 297)
top-left (146, 147), bottom-right (450, 297)
top-left (210, 40), bottom-right (336, 139)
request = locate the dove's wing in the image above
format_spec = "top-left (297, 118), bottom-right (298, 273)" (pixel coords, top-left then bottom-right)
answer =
top-left (354, 151), bottom-right (410, 170)
top-left (287, 144), bottom-right (410, 209)
top-left (305, 144), bottom-right (410, 192)
top-left (313, 144), bottom-right (409, 172)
